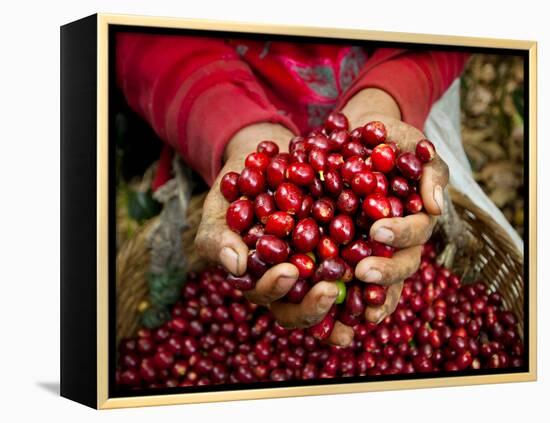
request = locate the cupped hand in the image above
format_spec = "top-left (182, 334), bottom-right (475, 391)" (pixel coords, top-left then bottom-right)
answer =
top-left (343, 94), bottom-right (449, 324)
top-left (195, 88), bottom-right (449, 346)
top-left (194, 122), bottom-right (354, 347)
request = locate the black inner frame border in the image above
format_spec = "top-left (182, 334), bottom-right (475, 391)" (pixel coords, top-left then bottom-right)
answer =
top-left (108, 23), bottom-right (531, 399)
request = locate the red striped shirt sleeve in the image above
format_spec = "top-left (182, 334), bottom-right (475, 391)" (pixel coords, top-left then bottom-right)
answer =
top-left (116, 33), bottom-right (299, 185)
top-left (338, 49), bottom-right (470, 129)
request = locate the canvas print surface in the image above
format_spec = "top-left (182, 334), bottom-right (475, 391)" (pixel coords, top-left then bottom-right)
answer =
top-left (112, 28), bottom-right (527, 396)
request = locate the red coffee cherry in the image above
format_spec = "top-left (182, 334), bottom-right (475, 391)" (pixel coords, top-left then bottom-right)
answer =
top-left (396, 152), bottom-right (423, 181)
top-left (309, 307), bottom-right (336, 340)
top-left (257, 140), bottom-right (280, 157)
top-left (362, 121), bottom-right (387, 147)
top-left (289, 254), bottom-right (316, 279)
top-left (265, 211), bottom-right (295, 238)
top-left (325, 111), bottom-right (349, 132)
top-left (245, 152), bottom-right (270, 172)
top-left (256, 235), bottom-right (290, 265)
top-left (341, 239), bottom-right (372, 266)
top-left (390, 176), bottom-right (410, 198)
top-left (351, 170), bottom-right (376, 196)
top-left (363, 284), bottom-right (387, 306)
top-left (328, 214), bottom-right (355, 245)
top-left (415, 139), bottom-right (436, 163)
top-left (226, 199), bottom-right (254, 233)
top-left (220, 171), bottom-right (240, 202)
top-left (292, 218), bottom-right (321, 253)
top-left (312, 198), bottom-right (335, 224)
top-left (405, 193), bottom-right (423, 214)
top-left (238, 167), bottom-right (266, 197)
top-left (266, 158), bottom-right (287, 189)
top-left (317, 236), bottom-right (339, 260)
top-left (371, 143), bottom-right (396, 173)
top-left (362, 193), bottom-right (391, 220)
top-left (275, 182), bottom-right (303, 214)
top-left (287, 162), bottom-right (315, 186)
top-left (254, 193), bottom-right (276, 224)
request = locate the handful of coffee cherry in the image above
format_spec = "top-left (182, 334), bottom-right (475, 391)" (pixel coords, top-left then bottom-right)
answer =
top-left (220, 112), bottom-right (436, 340)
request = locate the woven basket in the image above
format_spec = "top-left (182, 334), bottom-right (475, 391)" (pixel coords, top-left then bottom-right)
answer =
top-left (439, 189), bottom-right (524, 337)
top-left (115, 187), bottom-right (524, 343)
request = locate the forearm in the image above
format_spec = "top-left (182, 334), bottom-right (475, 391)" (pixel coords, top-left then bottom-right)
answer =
top-left (117, 33), bottom-right (300, 185)
top-left (340, 88), bottom-right (401, 128)
top-left (223, 123), bottom-right (296, 163)
top-left (223, 89), bottom-right (402, 168)
top-left (338, 51), bottom-right (469, 130)
top-left (223, 90), bottom-right (400, 169)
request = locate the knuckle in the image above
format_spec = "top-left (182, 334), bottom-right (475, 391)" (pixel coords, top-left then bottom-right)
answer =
top-left (375, 309), bottom-right (388, 324)
top-left (382, 261), bottom-right (400, 285)
top-left (438, 158), bottom-right (450, 183)
top-left (194, 233), bottom-right (208, 258)
top-left (194, 231), bottom-right (206, 247)
top-left (255, 295), bottom-right (272, 306)
top-left (406, 251), bottom-right (422, 277)
top-left (413, 249), bottom-right (422, 269)
top-left (270, 283), bottom-right (288, 299)
top-left (422, 220), bottom-right (436, 244)
top-left (396, 223), bottom-right (413, 246)
top-left (387, 297), bottom-right (399, 314)
top-left (244, 291), bottom-right (269, 307)
top-left (194, 220), bottom-right (217, 254)
top-left (300, 313), bottom-right (322, 328)
top-left (388, 251), bottom-right (420, 284)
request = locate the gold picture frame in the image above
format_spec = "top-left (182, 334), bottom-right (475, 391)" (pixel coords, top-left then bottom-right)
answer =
top-left (61, 13), bottom-right (537, 409)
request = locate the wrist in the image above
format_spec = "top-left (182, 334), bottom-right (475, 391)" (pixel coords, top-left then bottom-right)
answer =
top-left (341, 88), bottom-right (401, 128)
top-left (224, 123), bottom-right (296, 163)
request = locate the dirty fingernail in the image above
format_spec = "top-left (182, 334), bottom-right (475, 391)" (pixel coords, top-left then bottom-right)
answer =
top-left (376, 311), bottom-right (388, 324)
top-left (374, 227), bottom-right (394, 244)
top-left (365, 307), bottom-right (385, 324)
top-left (220, 247), bottom-right (239, 274)
top-left (363, 269), bottom-right (382, 282)
top-left (338, 330), bottom-right (353, 347)
top-left (434, 185), bottom-right (444, 214)
top-left (277, 275), bottom-right (298, 292)
top-left (317, 294), bottom-right (337, 313)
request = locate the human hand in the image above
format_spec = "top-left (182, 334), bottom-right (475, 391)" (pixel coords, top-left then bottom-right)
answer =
top-left (341, 88), bottom-right (450, 324)
top-left (195, 123), bottom-right (354, 346)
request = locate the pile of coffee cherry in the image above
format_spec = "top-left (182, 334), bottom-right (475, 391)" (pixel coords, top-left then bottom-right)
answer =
top-left (116, 242), bottom-right (524, 389)
top-left (220, 113), bottom-right (437, 339)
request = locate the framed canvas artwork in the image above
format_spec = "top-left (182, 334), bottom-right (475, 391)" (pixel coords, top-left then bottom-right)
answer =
top-left (60, 13), bottom-right (537, 409)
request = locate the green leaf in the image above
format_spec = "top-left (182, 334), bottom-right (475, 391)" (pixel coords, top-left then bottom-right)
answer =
top-left (150, 286), bottom-right (181, 307)
top-left (127, 189), bottom-right (161, 222)
top-left (148, 268), bottom-right (185, 307)
top-left (148, 269), bottom-right (185, 291)
top-left (149, 273), bottom-right (171, 293)
top-left (141, 306), bottom-right (170, 329)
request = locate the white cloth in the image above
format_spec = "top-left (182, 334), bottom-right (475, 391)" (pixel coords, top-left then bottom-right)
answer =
top-left (423, 79), bottom-right (524, 253)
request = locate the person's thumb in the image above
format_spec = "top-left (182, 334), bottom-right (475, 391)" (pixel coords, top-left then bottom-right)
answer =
top-left (195, 189), bottom-right (249, 276)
